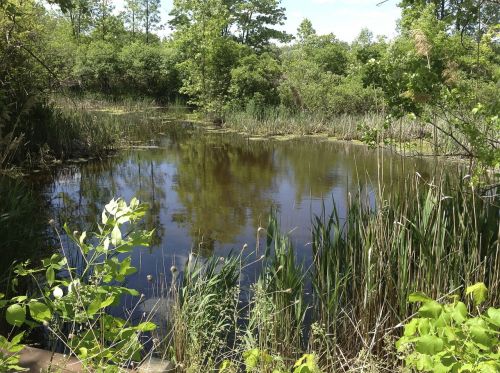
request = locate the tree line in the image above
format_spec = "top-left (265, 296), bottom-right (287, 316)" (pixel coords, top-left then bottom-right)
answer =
top-left (0, 0), bottom-right (498, 170)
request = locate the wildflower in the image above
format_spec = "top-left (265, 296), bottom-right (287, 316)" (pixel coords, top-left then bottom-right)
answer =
top-left (53, 286), bottom-right (63, 299)
top-left (170, 266), bottom-right (178, 274)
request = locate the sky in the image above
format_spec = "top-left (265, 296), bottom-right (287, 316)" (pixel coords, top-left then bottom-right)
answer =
top-left (114, 0), bottom-right (402, 43)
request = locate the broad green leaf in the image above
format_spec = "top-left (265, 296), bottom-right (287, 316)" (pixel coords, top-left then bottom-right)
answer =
top-left (418, 318), bottom-right (431, 335)
top-left (136, 321), bottom-right (157, 332)
top-left (29, 301), bottom-right (51, 322)
top-left (46, 267), bottom-right (55, 286)
top-left (111, 224), bottom-right (122, 245)
top-left (469, 325), bottom-right (492, 348)
top-left (486, 307), bottom-right (500, 327)
top-left (6, 304), bottom-right (26, 327)
top-left (404, 318), bottom-right (419, 336)
top-left (466, 283), bottom-right (488, 306)
top-left (419, 300), bottom-right (442, 319)
top-left (87, 297), bottom-right (102, 316)
top-left (100, 296), bottom-right (115, 309)
top-left (451, 302), bottom-right (468, 324)
top-left (415, 354), bottom-right (433, 370)
top-left (415, 335), bottom-right (444, 355)
top-left (10, 332), bottom-right (25, 346)
top-left (409, 292), bottom-right (432, 303)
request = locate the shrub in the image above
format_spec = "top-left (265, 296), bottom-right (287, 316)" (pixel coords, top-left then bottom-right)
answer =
top-left (2, 198), bottom-right (156, 371)
top-left (396, 283), bottom-right (500, 372)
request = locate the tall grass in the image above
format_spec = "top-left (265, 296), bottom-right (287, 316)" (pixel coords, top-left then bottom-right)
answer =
top-left (161, 175), bottom-right (499, 372)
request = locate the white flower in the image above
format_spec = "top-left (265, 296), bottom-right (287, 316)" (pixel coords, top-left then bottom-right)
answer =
top-left (53, 286), bottom-right (63, 299)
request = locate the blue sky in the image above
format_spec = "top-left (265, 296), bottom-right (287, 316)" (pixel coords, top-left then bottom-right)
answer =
top-left (114, 0), bottom-right (401, 42)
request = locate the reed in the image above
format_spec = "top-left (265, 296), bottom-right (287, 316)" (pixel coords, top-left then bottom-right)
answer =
top-left (163, 175), bottom-right (499, 372)
top-left (308, 175), bottom-right (499, 370)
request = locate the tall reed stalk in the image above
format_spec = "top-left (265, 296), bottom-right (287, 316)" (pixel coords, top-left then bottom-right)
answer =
top-left (163, 175), bottom-right (498, 372)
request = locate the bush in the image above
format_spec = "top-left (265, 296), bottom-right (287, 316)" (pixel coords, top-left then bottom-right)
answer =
top-left (2, 198), bottom-right (156, 371)
top-left (396, 283), bottom-right (500, 372)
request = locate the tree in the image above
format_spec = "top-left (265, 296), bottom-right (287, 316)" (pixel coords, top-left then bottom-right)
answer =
top-left (297, 18), bottom-right (316, 42)
top-left (91, 0), bottom-right (114, 40)
top-left (372, 3), bottom-right (499, 172)
top-left (123, 0), bottom-right (141, 37)
top-left (232, 0), bottom-right (291, 49)
top-left (64, 0), bottom-right (93, 41)
top-left (139, 0), bottom-right (161, 44)
top-left (229, 52), bottom-right (282, 109)
top-left (170, 0), bottom-right (235, 113)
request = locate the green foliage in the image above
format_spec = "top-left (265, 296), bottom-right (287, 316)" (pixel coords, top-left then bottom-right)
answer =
top-left (229, 52), bottom-right (282, 110)
top-left (3, 198), bottom-right (156, 370)
top-left (0, 330), bottom-right (27, 372)
top-left (368, 2), bottom-right (500, 171)
top-left (220, 350), bottom-right (321, 373)
top-left (171, 253), bottom-right (240, 371)
top-left (396, 284), bottom-right (500, 372)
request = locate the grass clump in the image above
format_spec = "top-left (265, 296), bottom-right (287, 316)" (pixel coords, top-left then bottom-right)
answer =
top-left (162, 175), bottom-right (498, 372)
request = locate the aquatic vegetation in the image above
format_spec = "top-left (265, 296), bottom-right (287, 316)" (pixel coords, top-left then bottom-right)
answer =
top-left (163, 176), bottom-right (498, 372)
top-left (1, 172), bottom-right (497, 371)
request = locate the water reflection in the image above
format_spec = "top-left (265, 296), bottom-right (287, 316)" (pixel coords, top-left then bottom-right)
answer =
top-left (43, 125), bottom-right (445, 292)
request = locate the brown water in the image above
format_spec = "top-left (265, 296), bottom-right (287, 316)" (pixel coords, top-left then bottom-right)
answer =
top-left (36, 123), bottom-right (451, 297)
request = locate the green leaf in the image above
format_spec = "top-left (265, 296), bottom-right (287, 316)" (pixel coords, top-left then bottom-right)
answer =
top-left (136, 321), bottom-right (156, 332)
top-left (416, 335), bottom-right (444, 355)
top-left (451, 302), bottom-right (467, 324)
top-left (87, 297), bottom-right (102, 316)
top-left (404, 318), bottom-right (419, 336)
top-left (46, 267), bottom-right (55, 286)
top-left (466, 283), bottom-right (488, 306)
top-left (419, 300), bottom-right (442, 319)
top-left (409, 292), bottom-right (432, 303)
top-left (29, 301), bottom-right (51, 322)
top-left (10, 332), bottom-right (25, 346)
top-left (6, 304), bottom-right (26, 327)
top-left (111, 224), bottom-right (122, 245)
top-left (486, 308), bottom-right (500, 327)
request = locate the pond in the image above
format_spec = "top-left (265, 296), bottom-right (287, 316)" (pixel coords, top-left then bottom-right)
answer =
top-left (33, 123), bottom-right (448, 300)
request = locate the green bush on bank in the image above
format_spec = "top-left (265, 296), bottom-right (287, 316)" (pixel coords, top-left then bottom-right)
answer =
top-left (396, 284), bottom-right (500, 372)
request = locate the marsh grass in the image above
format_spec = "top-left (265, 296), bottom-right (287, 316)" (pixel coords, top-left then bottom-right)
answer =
top-left (160, 175), bottom-right (499, 372)
top-left (223, 107), bottom-right (473, 159)
top-left (0, 95), bottom-right (190, 171)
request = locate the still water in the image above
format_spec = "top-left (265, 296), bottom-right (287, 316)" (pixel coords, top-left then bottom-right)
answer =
top-left (37, 123), bottom-right (446, 300)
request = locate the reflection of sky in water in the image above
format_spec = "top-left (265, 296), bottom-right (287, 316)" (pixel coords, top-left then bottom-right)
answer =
top-left (43, 127), bottom-right (443, 302)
